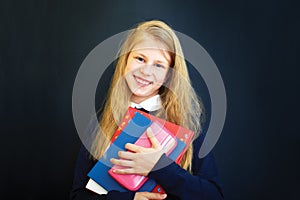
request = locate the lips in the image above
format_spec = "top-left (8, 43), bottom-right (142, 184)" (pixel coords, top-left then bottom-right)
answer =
top-left (133, 75), bottom-right (153, 87)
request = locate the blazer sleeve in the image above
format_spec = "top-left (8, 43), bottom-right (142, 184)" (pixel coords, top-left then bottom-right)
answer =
top-left (148, 132), bottom-right (224, 200)
top-left (70, 145), bottom-right (135, 200)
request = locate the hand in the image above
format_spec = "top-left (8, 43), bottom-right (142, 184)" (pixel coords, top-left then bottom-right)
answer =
top-left (134, 192), bottom-right (167, 200)
top-left (110, 127), bottom-right (169, 176)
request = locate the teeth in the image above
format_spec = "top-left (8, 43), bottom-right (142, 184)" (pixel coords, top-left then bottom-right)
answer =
top-left (135, 76), bottom-right (151, 85)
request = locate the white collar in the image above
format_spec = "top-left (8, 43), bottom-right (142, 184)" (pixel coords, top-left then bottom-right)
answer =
top-left (130, 94), bottom-right (162, 112)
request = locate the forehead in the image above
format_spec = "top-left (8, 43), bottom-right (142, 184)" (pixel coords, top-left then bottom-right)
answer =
top-left (131, 39), bottom-right (171, 64)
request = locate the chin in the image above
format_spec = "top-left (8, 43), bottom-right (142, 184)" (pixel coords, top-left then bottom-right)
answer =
top-left (132, 91), bottom-right (151, 97)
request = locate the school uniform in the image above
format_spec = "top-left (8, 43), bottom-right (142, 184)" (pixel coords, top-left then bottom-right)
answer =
top-left (70, 95), bottom-right (224, 199)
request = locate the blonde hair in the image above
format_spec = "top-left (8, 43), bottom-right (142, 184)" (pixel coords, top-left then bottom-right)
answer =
top-left (91, 20), bottom-right (202, 172)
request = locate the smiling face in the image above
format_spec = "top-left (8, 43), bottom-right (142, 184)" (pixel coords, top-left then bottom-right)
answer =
top-left (124, 38), bottom-right (171, 103)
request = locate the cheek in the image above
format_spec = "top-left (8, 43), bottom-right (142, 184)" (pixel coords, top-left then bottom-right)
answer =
top-left (124, 59), bottom-right (140, 74)
top-left (124, 64), bottom-right (131, 74)
top-left (155, 70), bottom-right (169, 83)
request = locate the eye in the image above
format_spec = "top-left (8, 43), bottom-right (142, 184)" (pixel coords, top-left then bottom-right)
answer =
top-left (135, 56), bottom-right (145, 63)
top-left (154, 63), bottom-right (164, 68)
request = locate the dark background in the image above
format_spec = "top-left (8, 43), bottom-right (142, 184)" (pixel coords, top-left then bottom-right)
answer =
top-left (1, 0), bottom-right (299, 199)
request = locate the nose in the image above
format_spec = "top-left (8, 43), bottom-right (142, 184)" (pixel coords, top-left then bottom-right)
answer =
top-left (140, 64), bottom-right (152, 75)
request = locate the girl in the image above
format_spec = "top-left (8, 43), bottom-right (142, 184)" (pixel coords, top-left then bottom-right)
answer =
top-left (71, 20), bottom-right (224, 200)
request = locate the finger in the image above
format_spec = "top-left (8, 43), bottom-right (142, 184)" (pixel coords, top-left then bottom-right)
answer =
top-left (118, 150), bottom-right (135, 160)
top-left (163, 138), bottom-right (176, 154)
top-left (110, 158), bottom-right (133, 167)
top-left (125, 143), bottom-right (145, 153)
top-left (112, 167), bottom-right (135, 174)
top-left (146, 127), bottom-right (161, 149)
top-left (143, 192), bottom-right (167, 199)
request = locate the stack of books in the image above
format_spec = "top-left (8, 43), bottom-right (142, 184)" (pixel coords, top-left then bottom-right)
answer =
top-left (86, 107), bottom-right (194, 194)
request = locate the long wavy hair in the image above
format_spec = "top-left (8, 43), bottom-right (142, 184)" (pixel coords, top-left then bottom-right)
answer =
top-left (91, 20), bottom-right (202, 172)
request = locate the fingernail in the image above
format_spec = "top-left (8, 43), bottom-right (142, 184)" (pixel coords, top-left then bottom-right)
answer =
top-left (147, 128), bottom-right (153, 135)
top-left (161, 194), bottom-right (167, 198)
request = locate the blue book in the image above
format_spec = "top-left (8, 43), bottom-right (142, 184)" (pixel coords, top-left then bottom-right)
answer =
top-left (87, 112), bottom-right (186, 192)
